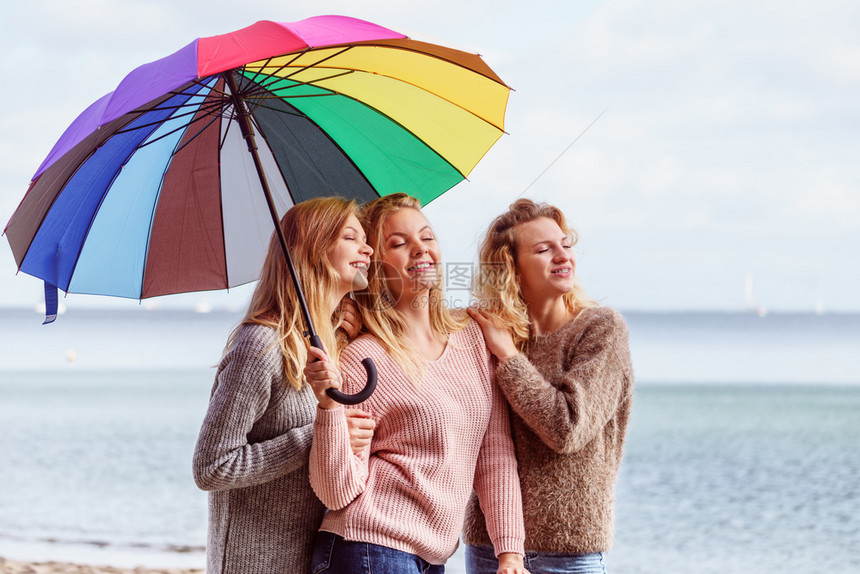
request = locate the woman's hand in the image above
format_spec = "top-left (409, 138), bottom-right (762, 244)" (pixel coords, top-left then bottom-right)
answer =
top-left (497, 552), bottom-right (530, 574)
top-left (304, 345), bottom-right (342, 410)
top-left (344, 409), bottom-right (375, 454)
top-left (337, 296), bottom-right (363, 340)
top-left (467, 307), bottom-right (519, 363)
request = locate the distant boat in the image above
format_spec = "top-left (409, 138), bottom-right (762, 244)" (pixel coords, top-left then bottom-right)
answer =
top-left (194, 300), bottom-right (213, 314)
top-left (744, 273), bottom-right (767, 317)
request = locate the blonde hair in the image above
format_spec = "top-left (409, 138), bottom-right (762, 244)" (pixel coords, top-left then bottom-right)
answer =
top-left (228, 197), bottom-right (360, 389)
top-left (473, 198), bottom-right (598, 351)
top-left (354, 193), bottom-right (467, 379)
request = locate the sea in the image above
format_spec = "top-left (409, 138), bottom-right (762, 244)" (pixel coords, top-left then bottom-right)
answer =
top-left (0, 307), bottom-right (858, 573)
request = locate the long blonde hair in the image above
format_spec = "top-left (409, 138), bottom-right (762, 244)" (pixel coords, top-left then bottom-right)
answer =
top-left (228, 197), bottom-right (360, 389)
top-left (473, 198), bottom-right (597, 351)
top-left (354, 193), bottom-right (467, 378)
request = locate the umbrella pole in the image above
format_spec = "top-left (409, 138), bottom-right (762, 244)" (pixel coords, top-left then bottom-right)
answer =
top-left (224, 73), bottom-right (376, 405)
top-left (223, 74), bottom-right (317, 339)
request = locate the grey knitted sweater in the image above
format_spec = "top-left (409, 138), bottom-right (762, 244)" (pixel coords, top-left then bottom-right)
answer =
top-left (192, 323), bottom-right (325, 573)
top-left (463, 306), bottom-right (634, 554)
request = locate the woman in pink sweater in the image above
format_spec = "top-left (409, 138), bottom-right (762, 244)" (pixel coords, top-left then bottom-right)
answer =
top-left (462, 199), bottom-right (634, 574)
top-left (305, 194), bottom-right (528, 574)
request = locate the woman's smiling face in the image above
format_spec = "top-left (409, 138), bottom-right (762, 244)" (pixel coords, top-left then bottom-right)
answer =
top-left (514, 216), bottom-right (576, 305)
top-left (379, 207), bottom-right (441, 304)
top-left (329, 214), bottom-right (372, 296)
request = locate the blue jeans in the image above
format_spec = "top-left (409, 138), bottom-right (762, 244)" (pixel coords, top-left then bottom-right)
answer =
top-left (465, 543), bottom-right (606, 574)
top-left (312, 532), bottom-right (445, 574)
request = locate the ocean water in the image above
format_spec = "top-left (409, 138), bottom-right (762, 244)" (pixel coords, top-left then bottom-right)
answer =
top-left (0, 308), bottom-right (858, 573)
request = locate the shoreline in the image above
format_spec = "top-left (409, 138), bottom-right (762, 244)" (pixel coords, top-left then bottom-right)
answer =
top-left (0, 556), bottom-right (203, 573)
top-left (0, 539), bottom-right (204, 574)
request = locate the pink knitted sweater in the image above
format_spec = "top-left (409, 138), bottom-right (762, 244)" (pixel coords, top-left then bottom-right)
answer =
top-left (309, 319), bottom-right (525, 565)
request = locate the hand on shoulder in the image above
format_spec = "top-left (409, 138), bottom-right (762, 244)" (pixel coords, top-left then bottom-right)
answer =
top-left (336, 296), bottom-right (363, 340)
top-left (467, 306), bottom-right (519, 363)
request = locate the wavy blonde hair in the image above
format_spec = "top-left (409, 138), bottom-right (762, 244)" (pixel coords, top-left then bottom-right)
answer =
top-left (473, 198), bottom-right (598, 351)
top-left (353, 193), bottom-right (467, 379)
top-left (227, 197), bottom-right (360, 389)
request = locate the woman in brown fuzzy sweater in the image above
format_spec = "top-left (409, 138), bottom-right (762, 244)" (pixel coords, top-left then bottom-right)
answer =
top-left (463, 199), bottom-right (634, 574)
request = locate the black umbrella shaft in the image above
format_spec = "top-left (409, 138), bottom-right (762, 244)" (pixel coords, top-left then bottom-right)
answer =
top-left (223, 73), bottom-right (317, 339)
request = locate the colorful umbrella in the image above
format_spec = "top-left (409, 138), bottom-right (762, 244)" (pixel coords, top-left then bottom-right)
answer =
top-left (2, 15), bottom-right (510, 402)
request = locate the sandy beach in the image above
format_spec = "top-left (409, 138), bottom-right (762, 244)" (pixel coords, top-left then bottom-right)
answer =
top-left (0, 557), bottom-right (202, 574)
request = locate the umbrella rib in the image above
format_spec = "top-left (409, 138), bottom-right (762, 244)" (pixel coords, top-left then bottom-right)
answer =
top-left (169, 111), bottom-right (225, 156)
top-left (242, 50), bottom-right (309, 85)
top-left (132, 95), bottom-right (219, 115)
top-left (219, 110), bottom-right (237, 152)
top-left (241, 55), bottom-right (278, 85)
top-left (187, 76), bottom-right (226, 93)
top-left (234, 77), bottom-right (342, 119)
top-left (255, 70), bottom-right (355, 97)
top-left (126, 78), bottom-right (222, 115)
top-left (284, 45), bottom-right (355, 80)
top-left (236, 70), bottom-right (354, 119)
top-left (245, 45), bottom-right (354, 86)
top-left (114, 99), bottom-right (226, 137)
top-left (127, 98), bottom-right (226, 148)
top-left (242, 101), bottom-right (307, 118)
top-left (253, 93), bottom-right (339, 103)
top-left (233, 74), bottom-right (311, 100)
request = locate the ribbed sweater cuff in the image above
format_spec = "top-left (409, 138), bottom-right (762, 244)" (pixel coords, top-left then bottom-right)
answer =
top-left (498, 352), bottom-right (528, 372)
top-left (496, 353), bottom-right (533, 385)
top-left (315, 404), bottom-right (345, 424)
top-left (311, 405), bottom-right (367, 510)
top-left (493, 536), bottom-right (526, 557)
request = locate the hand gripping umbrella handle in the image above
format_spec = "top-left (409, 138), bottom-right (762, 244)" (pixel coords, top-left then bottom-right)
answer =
top-left (309, 335), bottom-right (377, 405)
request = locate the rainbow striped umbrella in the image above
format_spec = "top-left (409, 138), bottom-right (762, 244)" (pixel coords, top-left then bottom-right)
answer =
top-left (4, 14), bottom-right (510, 311)
top-left (4, 15), bottom-right (509, 403)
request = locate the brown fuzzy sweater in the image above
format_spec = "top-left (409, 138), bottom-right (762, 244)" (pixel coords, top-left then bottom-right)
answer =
top-left (462, 306), bottom-right (634, 554)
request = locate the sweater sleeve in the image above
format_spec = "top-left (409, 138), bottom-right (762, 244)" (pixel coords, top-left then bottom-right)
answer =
top-left (308, 347), bottom-right (370, 510)
top-left (192, 327), bottom-right (313, 491)
top-left (495, 307), bottom-right (633, 455)
top-left (472, 351), bottom-right (526, 557)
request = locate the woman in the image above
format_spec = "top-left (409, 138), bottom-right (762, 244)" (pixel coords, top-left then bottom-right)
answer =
top-left (304, 193), bottom-right (528, 574)
top-left (192, 198), bottom-right (377, 574)
top-left (462, 199), bottom-right (634, 574)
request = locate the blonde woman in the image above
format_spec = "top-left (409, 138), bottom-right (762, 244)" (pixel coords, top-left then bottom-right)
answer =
top-left (462, 199), bottom-right (634, 574)
top-left (192, 198), bottom-right (376, 574)
top-left (304, 193), bottom-right (528, 574)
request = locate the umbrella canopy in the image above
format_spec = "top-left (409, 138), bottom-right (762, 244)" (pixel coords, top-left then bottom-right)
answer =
top-left (4, 15), bottom-right (510, 303)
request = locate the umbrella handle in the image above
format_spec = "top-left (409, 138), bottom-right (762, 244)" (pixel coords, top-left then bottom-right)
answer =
top-left (309, 335), bottom-right (378, 405)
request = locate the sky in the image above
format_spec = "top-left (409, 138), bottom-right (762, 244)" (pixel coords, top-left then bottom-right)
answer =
top-left (1, 0), bottom-right (858, 313)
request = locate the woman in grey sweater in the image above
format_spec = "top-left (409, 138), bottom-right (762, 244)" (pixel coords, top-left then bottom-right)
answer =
top-left (192, 198), bottom-right (376, 574)
top-left (462, 199), bottom-right (634, 574)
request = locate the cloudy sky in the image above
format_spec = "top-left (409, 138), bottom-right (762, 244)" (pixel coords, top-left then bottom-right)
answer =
top-left (1, 0), bottom-right (858, 312)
